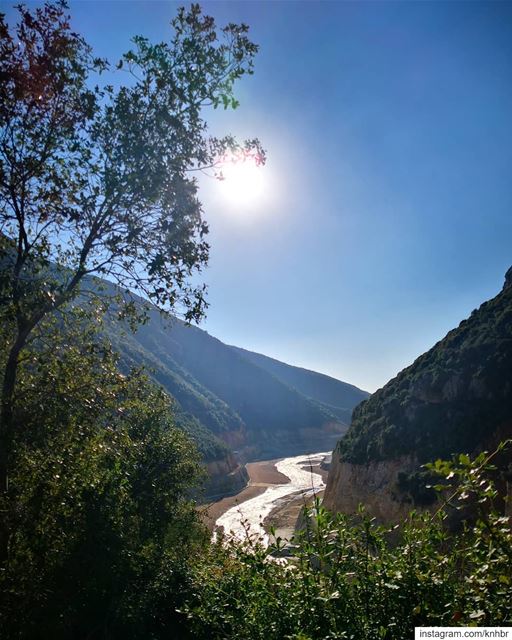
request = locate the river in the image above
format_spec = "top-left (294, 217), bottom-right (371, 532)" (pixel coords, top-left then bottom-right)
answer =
top-left (214, 451), bottom-right (329, 546)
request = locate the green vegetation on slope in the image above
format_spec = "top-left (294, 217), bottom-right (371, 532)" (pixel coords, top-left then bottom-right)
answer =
top-left (110, 315), bottom-right (246, 438)
top-left (106, 318), bottom-right (237, 463)
top-left (96, 283), bottom-right (366, 460)
top-left (133, 314), bottom-right (336, 434)
top-left (338, 272), bottom-right (512, 465)
top-left (232, 345), bottom-right (369, 423)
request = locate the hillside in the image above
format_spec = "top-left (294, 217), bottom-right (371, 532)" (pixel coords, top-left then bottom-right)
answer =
top-left (231, 346), bottom-right (369, 423)
top-left (82, 277), bottom-right (368, 496)
top-left (4, 257), bottom-right (366, 495)
top-left (108, 306), bottom-right (354, 462)
top-left (324, 267), bottom-right (512, 519)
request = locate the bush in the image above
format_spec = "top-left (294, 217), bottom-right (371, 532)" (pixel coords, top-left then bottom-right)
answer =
top-left (186, 444), bottom-right (512, 639)
top-left (0, 321), bottom-right (207, 639)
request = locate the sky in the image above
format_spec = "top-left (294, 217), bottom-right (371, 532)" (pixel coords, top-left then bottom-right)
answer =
top-left (5, 0), bottom-right (512, 392)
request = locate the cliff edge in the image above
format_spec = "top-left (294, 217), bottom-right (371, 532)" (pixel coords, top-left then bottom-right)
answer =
top-left (324, 268), bottom-right (512, 520)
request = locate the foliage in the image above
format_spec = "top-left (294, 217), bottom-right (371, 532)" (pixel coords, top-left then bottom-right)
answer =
top-left (186, 445), bottom-right (512, 639)
top-left (338, 276), bottom-right (512, 465)
top-left (0, 0), bottom-right (262, 445)
top-left (0, 315), bottom-right (207, 639)
top-left (396, 468), bottom-right (437, 506)
top-left (0, 0), bottom-right (262, 567)
top-left (0, 0), bottom-right (262, 326)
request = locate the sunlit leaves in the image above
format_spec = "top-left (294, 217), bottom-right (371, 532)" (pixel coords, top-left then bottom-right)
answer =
top-left (0, 1), bottom-right (264, 364)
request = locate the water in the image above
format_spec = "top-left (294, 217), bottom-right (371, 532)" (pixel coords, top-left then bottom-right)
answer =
top-left (214, 451), bottom-right (328, 545)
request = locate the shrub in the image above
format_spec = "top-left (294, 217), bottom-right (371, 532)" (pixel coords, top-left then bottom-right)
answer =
top-left (186, 443), bottom-right (512, 639)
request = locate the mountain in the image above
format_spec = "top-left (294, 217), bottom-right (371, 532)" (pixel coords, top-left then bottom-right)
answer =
top-left (324, 267), bottom-right (512, 521)
top-left (91, 280), bottom-right (368, 494)
top-left (231, 346), bottom-right (368, 424)
top-left (108, 308), bottom-right (358, 460)
top-left (0, 241), bottom-right (367, 496)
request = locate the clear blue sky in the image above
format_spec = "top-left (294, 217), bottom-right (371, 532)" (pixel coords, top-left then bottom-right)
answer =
top-left (8, 1), bottom-right (512, 392)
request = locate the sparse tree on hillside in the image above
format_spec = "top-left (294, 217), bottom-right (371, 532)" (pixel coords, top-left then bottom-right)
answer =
top-left (0, 0), bottom-right (263, 557)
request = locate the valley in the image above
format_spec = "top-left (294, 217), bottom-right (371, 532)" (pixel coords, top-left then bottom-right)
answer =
top-left (210, 451), bottom-right (329, 545)
top-left (93, 276), bottom-right (369, 495)
top-left (2, 1), bottom-right (510, 636)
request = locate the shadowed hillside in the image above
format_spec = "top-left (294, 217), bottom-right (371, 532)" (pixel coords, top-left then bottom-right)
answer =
top-left (109, 307), bottom-right (355, 461)
top-left (86, 276), bottom-right (367, 470)
top-left (231, 346), bottom-right (369, 423)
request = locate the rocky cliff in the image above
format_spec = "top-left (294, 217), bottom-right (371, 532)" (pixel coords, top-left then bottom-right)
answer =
top-left (204, 454), bottom-right (249, 498)
top-left (324, 268), bottom-right (512, 520)
top-left (324, 455), bottom-right (421, 521)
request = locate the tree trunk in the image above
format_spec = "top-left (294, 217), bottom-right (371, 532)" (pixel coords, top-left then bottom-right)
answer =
top-left (0, 273), bottom-right (86, 564)
top-left (0, 329), bottom-right (28, 564)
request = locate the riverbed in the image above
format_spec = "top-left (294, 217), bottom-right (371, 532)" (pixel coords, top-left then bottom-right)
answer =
top-left (214, 451), bottom-right (329, 545)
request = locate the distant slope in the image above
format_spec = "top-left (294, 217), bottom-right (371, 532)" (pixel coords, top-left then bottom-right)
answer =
top-left (120, 312), bottom-right (348, 459)
top-left (324, 267), bottom-right (512, 520)
top-left (110, 321), bottom-right (245, 438)
top-left (83, 276), bottom-right (367, 462)
top-left (231, 346), bottom-right (369, 423)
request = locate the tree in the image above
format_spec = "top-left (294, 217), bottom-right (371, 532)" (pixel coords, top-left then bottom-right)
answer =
top-left (0, 0), bottom-right (264, 549)
top-left (0, 315), bottom-right (207, 638)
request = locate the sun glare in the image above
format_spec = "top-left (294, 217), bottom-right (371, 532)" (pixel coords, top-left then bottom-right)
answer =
top-left (219, 157), bottom-right (265, 208)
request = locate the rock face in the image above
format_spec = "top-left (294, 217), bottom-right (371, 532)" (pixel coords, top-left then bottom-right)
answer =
top-left (323, 455), bottom-right (420, 521)
top-left (324, 267), bottom-right (512, 521)
top-left (204, 455), bottom-right (249, 498)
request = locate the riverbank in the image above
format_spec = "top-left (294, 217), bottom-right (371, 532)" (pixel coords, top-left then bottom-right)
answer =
top-left (203, 452), bottom-right (329, 545)
top-left (262, 459), bottom-right (329, 540)
top-left (201, 458), bottom-right (290, 531)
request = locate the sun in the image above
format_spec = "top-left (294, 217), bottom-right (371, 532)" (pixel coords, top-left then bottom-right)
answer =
top-left (218, 156), bottom-right (265, 208)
